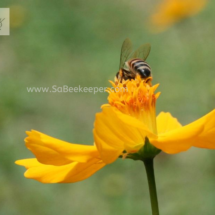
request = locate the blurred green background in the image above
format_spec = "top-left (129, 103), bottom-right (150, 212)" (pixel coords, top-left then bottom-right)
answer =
top-left (0, 0), bottom-right (215, 214)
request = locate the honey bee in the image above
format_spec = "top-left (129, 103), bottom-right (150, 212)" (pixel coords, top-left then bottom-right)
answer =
top-left (116, 38), bottom-right (152, 82)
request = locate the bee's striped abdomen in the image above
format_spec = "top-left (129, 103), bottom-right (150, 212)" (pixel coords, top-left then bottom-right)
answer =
top-left (128, 59), bottom-right (151, 79)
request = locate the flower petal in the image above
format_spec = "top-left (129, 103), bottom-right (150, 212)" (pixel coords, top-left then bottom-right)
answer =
top-left (15, 158), bottom-right (106, 183)
top-left (94, 106), bottom-right (156, 163)
top-left (151, 109), bottom-right (215, 153)
top-left (156, 112), bottom-right (182, 134)
top-left (25, 130), bottom-right (100, 165)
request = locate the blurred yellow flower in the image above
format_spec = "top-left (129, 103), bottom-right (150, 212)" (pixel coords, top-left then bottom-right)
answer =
top-left (10, 5), bottom-right (27, 28)
top-left (16, 76), bottom-right (215, 183)
top-left (150, 0), bottom-right (207, 32)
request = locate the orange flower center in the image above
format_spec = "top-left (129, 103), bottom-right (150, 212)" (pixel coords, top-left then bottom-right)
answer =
top-left (107, 76), bottom-right (160, 134)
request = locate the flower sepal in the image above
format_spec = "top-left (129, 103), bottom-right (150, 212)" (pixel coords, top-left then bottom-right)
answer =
top-left (126, 137), bottom-right (161, 161)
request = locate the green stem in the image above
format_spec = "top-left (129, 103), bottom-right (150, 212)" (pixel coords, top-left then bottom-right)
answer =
top-left (143, 159), bottom-right (160, 215)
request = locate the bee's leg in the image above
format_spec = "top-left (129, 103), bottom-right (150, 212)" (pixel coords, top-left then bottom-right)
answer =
top-left (116, 69), bottom-right (124, 82)
top-left (115, 72), bottom-right (120, 83)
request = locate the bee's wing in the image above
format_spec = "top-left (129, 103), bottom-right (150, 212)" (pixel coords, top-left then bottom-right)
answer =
top-left (119, 38), bottom-right (133, 69)
top-left (131, 43), bottom-right (151, 61)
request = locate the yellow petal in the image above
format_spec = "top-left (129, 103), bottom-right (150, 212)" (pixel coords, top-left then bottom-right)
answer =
top-left (25, 130), bottom-right (100, 165)
top-left (16, 158), bottom-right (41, 168)
top-left (191, 110), bottom-right (215, 149)
top-left (15, 158), bottom-right (106, 183)
top-left (94, 130), bottom-right (124, 165)
top-left (94, 106), bottom-right (156, 163)
top-left (151, 109), bottom-right (215, 153)
top-left (156, 112), bottom-right (182, 134)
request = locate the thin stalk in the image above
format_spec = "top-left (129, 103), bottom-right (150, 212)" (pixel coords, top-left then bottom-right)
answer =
top-left (143, 159), bottom-right (160, 215)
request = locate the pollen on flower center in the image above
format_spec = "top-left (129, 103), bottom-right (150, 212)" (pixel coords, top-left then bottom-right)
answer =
top-left (106, 75), bottom-right (160, 134)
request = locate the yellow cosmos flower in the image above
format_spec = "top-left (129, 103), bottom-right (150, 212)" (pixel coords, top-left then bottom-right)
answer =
top-left (150, 0), bottom-right (207, 32)
top-left (16, 75), bottom-right (215, 183)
